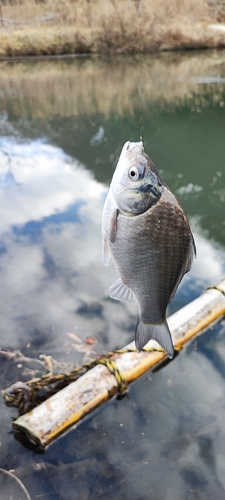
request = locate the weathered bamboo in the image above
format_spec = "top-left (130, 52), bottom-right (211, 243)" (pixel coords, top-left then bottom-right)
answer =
top-left (13, 279), bottom-right (225, 448)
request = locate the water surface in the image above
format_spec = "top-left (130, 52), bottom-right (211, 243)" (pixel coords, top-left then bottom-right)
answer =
top-left (0, 51), bottom-right (225, 500)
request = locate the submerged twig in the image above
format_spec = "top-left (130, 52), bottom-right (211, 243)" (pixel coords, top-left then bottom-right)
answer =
top-left (0, 349), bottom-right (44, 367)
top-left (0, 468), bottom-right (31, 500)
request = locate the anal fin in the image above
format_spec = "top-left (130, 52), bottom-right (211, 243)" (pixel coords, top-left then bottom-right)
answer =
top-left (109, 279), bottom-right (136, 303)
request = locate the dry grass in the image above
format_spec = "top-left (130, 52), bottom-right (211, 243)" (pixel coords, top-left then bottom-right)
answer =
top-left (0, 0), bottom-right (224, 56)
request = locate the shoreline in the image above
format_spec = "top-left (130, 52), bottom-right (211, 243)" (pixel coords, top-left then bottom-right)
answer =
top-left (0, 42), bottom-right (225, 62)
top-left (0, 23), bottom-right (225, 59)
top-left (0, 45), bottom-right (222, 63)
top-left (0, 52), bottom-right (91, 62)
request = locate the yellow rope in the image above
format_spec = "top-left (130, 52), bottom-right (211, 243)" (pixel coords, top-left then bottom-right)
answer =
top-left (205, 286), bottom-right (225, 297)
top-left (2, 344), bottom-right (182, 412)
top-left (97, 358), bottom-right (128, 393)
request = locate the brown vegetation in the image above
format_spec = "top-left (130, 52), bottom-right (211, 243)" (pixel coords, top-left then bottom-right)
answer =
top-left (0, 0), bottom-right (224, 57)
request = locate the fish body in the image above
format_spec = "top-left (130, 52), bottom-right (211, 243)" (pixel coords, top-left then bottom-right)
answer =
top-left (102, 141), bottom-right (195, 358)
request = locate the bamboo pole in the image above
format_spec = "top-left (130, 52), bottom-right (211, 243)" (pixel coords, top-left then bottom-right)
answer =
top-left (13, 279), bottom-right (225, 448)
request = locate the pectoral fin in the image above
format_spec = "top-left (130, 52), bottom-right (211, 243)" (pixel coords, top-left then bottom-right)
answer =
top-left (109, 279), bottom-right (136, 303)
top-left (135, 319), bottom-right (174, 359)
top-left (109, 208), bottom-right (119, 243)
top-left (102, 208), bottom-right (119, 266)
top-left (184, 236), bottom-right (196, 274)
top-left (102, 238), bottom-right (110, 266)
top-left (169, 235), bottom-right (196, 302)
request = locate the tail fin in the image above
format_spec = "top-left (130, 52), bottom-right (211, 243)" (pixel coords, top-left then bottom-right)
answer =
top-left (135, 319), bottom-right (174, 359)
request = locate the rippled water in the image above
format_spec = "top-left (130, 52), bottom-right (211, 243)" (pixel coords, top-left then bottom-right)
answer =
top-left (0, 51), bottom-right (225, 499)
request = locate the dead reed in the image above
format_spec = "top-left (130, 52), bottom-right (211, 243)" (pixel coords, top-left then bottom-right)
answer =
top-left (0, 0), bottom-right (224, 56)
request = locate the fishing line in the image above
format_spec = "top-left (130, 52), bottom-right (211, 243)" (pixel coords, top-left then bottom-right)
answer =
top-left (136, 0), bottom-right (143, 143)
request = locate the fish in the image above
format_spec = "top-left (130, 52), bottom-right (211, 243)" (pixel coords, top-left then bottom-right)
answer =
top-left (102, 141), bottom-right (196, 359)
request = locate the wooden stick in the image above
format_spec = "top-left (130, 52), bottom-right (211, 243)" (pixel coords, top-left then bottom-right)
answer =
top-left (13, 279), bottom-right (225, 448)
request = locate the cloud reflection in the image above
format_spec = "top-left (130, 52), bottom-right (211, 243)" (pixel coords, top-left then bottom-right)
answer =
top-left (0, 139), bottom-right (135, 352)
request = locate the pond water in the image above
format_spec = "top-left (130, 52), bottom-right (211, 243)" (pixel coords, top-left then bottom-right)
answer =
top-left (0, 51), bottom-right (225, 499)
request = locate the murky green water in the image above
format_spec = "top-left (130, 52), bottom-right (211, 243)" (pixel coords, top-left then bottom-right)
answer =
top-left (0, 51), bottom-right (225, 499)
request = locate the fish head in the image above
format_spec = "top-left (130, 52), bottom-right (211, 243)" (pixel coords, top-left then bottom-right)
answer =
top-left (111, 141), bottom-right (162, 215)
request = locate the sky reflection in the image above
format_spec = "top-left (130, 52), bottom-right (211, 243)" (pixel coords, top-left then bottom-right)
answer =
top-left (0, 138), bottom-right (138, 355)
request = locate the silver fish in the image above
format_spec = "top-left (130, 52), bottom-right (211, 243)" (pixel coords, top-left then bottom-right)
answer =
top-left (102, 141), bottom-right (196, 358)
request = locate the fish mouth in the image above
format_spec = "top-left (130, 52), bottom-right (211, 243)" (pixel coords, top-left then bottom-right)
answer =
top-left (139, 183), bottom-right (162, 197)
top-left (124, 141), bottom-right (144, 154)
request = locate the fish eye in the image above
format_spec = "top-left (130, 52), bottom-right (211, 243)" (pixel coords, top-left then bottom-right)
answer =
top-left (128, 165), bottom-right (145, 181)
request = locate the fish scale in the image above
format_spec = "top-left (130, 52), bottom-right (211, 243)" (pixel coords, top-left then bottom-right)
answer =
top-left (115, 189), bottom-right (190, 322)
